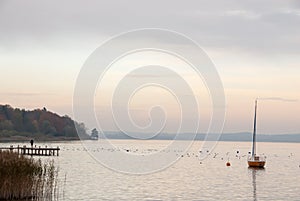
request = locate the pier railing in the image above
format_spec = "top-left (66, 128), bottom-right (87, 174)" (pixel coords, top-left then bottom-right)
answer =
top-left (0, 145), bottom-right (60, 156)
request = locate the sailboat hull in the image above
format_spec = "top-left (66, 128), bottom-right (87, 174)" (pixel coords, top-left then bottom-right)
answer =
top-left (248, 160), bottom-right (265, 168)
top-left (248, 156), bottom-right (266, 167)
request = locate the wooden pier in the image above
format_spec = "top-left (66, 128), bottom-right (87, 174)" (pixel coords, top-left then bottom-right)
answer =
top-left (0, 145), bottom-right (60, 156)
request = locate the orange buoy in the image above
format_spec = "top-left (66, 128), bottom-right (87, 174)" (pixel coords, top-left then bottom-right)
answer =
top-left (226, 162), bottom-right (231, 166)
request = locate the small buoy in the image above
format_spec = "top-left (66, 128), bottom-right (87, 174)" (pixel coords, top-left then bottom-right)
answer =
top-left (226, 162), bottom-right (231, 166)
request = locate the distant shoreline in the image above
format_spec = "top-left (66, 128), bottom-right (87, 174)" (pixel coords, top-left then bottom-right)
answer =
top-left (0, 135), bottom-right (81, 143)
top-left (1, 139), bottom-right (299, 144)
top-left (1, 132), bottom-right (300, 143)
top-left (98, 132), bottom-right (300, 143)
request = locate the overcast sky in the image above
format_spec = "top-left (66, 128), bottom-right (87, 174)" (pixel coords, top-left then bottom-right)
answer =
top-left (0, 0), bottom-right (299, 134)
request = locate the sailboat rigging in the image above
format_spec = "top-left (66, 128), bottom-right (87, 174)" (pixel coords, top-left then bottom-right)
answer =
top-left (248, 99), bottom-right (266, 168)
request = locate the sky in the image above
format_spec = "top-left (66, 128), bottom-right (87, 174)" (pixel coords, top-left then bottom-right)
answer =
top-left (0, 0), bottom-right (300, 134)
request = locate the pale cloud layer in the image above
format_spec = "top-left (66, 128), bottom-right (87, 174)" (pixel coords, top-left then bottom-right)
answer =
top-left (0, 0), bottom-right (299, 134)
top-left (0, 0), bottom-right (300, 54)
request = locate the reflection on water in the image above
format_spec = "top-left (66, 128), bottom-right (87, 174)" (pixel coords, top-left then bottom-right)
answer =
top-left (1, 141), bottom-right (300, 200)
top-left (249, 167), bottom-right (265, 201)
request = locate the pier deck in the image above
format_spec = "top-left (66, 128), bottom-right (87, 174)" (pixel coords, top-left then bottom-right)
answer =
top-left (0, 145), bottom-right (60, 156)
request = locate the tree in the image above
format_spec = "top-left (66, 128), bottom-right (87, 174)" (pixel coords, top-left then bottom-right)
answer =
top-left (32, 120), bottom-right (39, 133)
top-left (23, 113), bottom-right (36, 133)
top-left (0, 104), bottom-right (90, 139)
top-left (63, 125), bottom-right (76, 137)
top-left (12, 109), bottom-right (23, 131)
top-left (0, 120), bottom-right (14, 130)
top-left (75, 122), bottom-right (88, 138)
top-left (91, 128), bottom-right (99, 138)
top-left (41, 120), bottom-right (57, 135)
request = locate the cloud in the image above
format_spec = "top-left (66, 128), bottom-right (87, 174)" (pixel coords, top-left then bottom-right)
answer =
top-left (0, 92), bottom-right (55, 97)
top-left (258, 97), bottom-right (298, 102)
top-left (223, 10), bottom-right (261, 19)
top-left (0, 0), bottom-right (299, 55)
top-left (128, 74), bottom-right (167, 78)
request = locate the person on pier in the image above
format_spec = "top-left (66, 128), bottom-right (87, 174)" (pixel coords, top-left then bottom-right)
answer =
top-left (30, 139), bottom-right (34, 147)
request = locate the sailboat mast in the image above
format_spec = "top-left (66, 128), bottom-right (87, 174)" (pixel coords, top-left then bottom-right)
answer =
top-left (252, 99), bottom-right (257, 157)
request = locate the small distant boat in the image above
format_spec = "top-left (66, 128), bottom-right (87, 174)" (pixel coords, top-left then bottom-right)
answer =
top-left (248, 99), bottom-right (266, 168)
top-left (90, 135), bottom-right (99, 140)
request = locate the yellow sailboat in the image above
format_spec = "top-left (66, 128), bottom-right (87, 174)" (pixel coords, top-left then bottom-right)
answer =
top-left (248, 99), bottom-right (266, 168)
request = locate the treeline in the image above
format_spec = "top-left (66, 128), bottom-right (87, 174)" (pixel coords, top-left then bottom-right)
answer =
top-left (0, 104), bottom-right (88, 139)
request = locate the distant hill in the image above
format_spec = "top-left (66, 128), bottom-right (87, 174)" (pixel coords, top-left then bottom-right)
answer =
top-left (2, 104), bottom-right (298, 143)
top-left (0, 104), bottom-right (89, 141)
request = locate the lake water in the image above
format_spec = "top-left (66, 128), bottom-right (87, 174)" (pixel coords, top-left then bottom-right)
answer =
top-left (2, 140), bottom-right (300, 200)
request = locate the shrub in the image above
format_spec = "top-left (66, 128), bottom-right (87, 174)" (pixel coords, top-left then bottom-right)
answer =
top-left (0, 150), bottom-right (59, 200)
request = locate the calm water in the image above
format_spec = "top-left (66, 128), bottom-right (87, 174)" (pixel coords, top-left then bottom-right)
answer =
top-left (2, 140), bottom-right (300, 200)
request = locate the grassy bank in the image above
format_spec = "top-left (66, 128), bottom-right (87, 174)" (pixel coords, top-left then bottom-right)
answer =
top-left (0, 151), bottom-right (60, 200)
